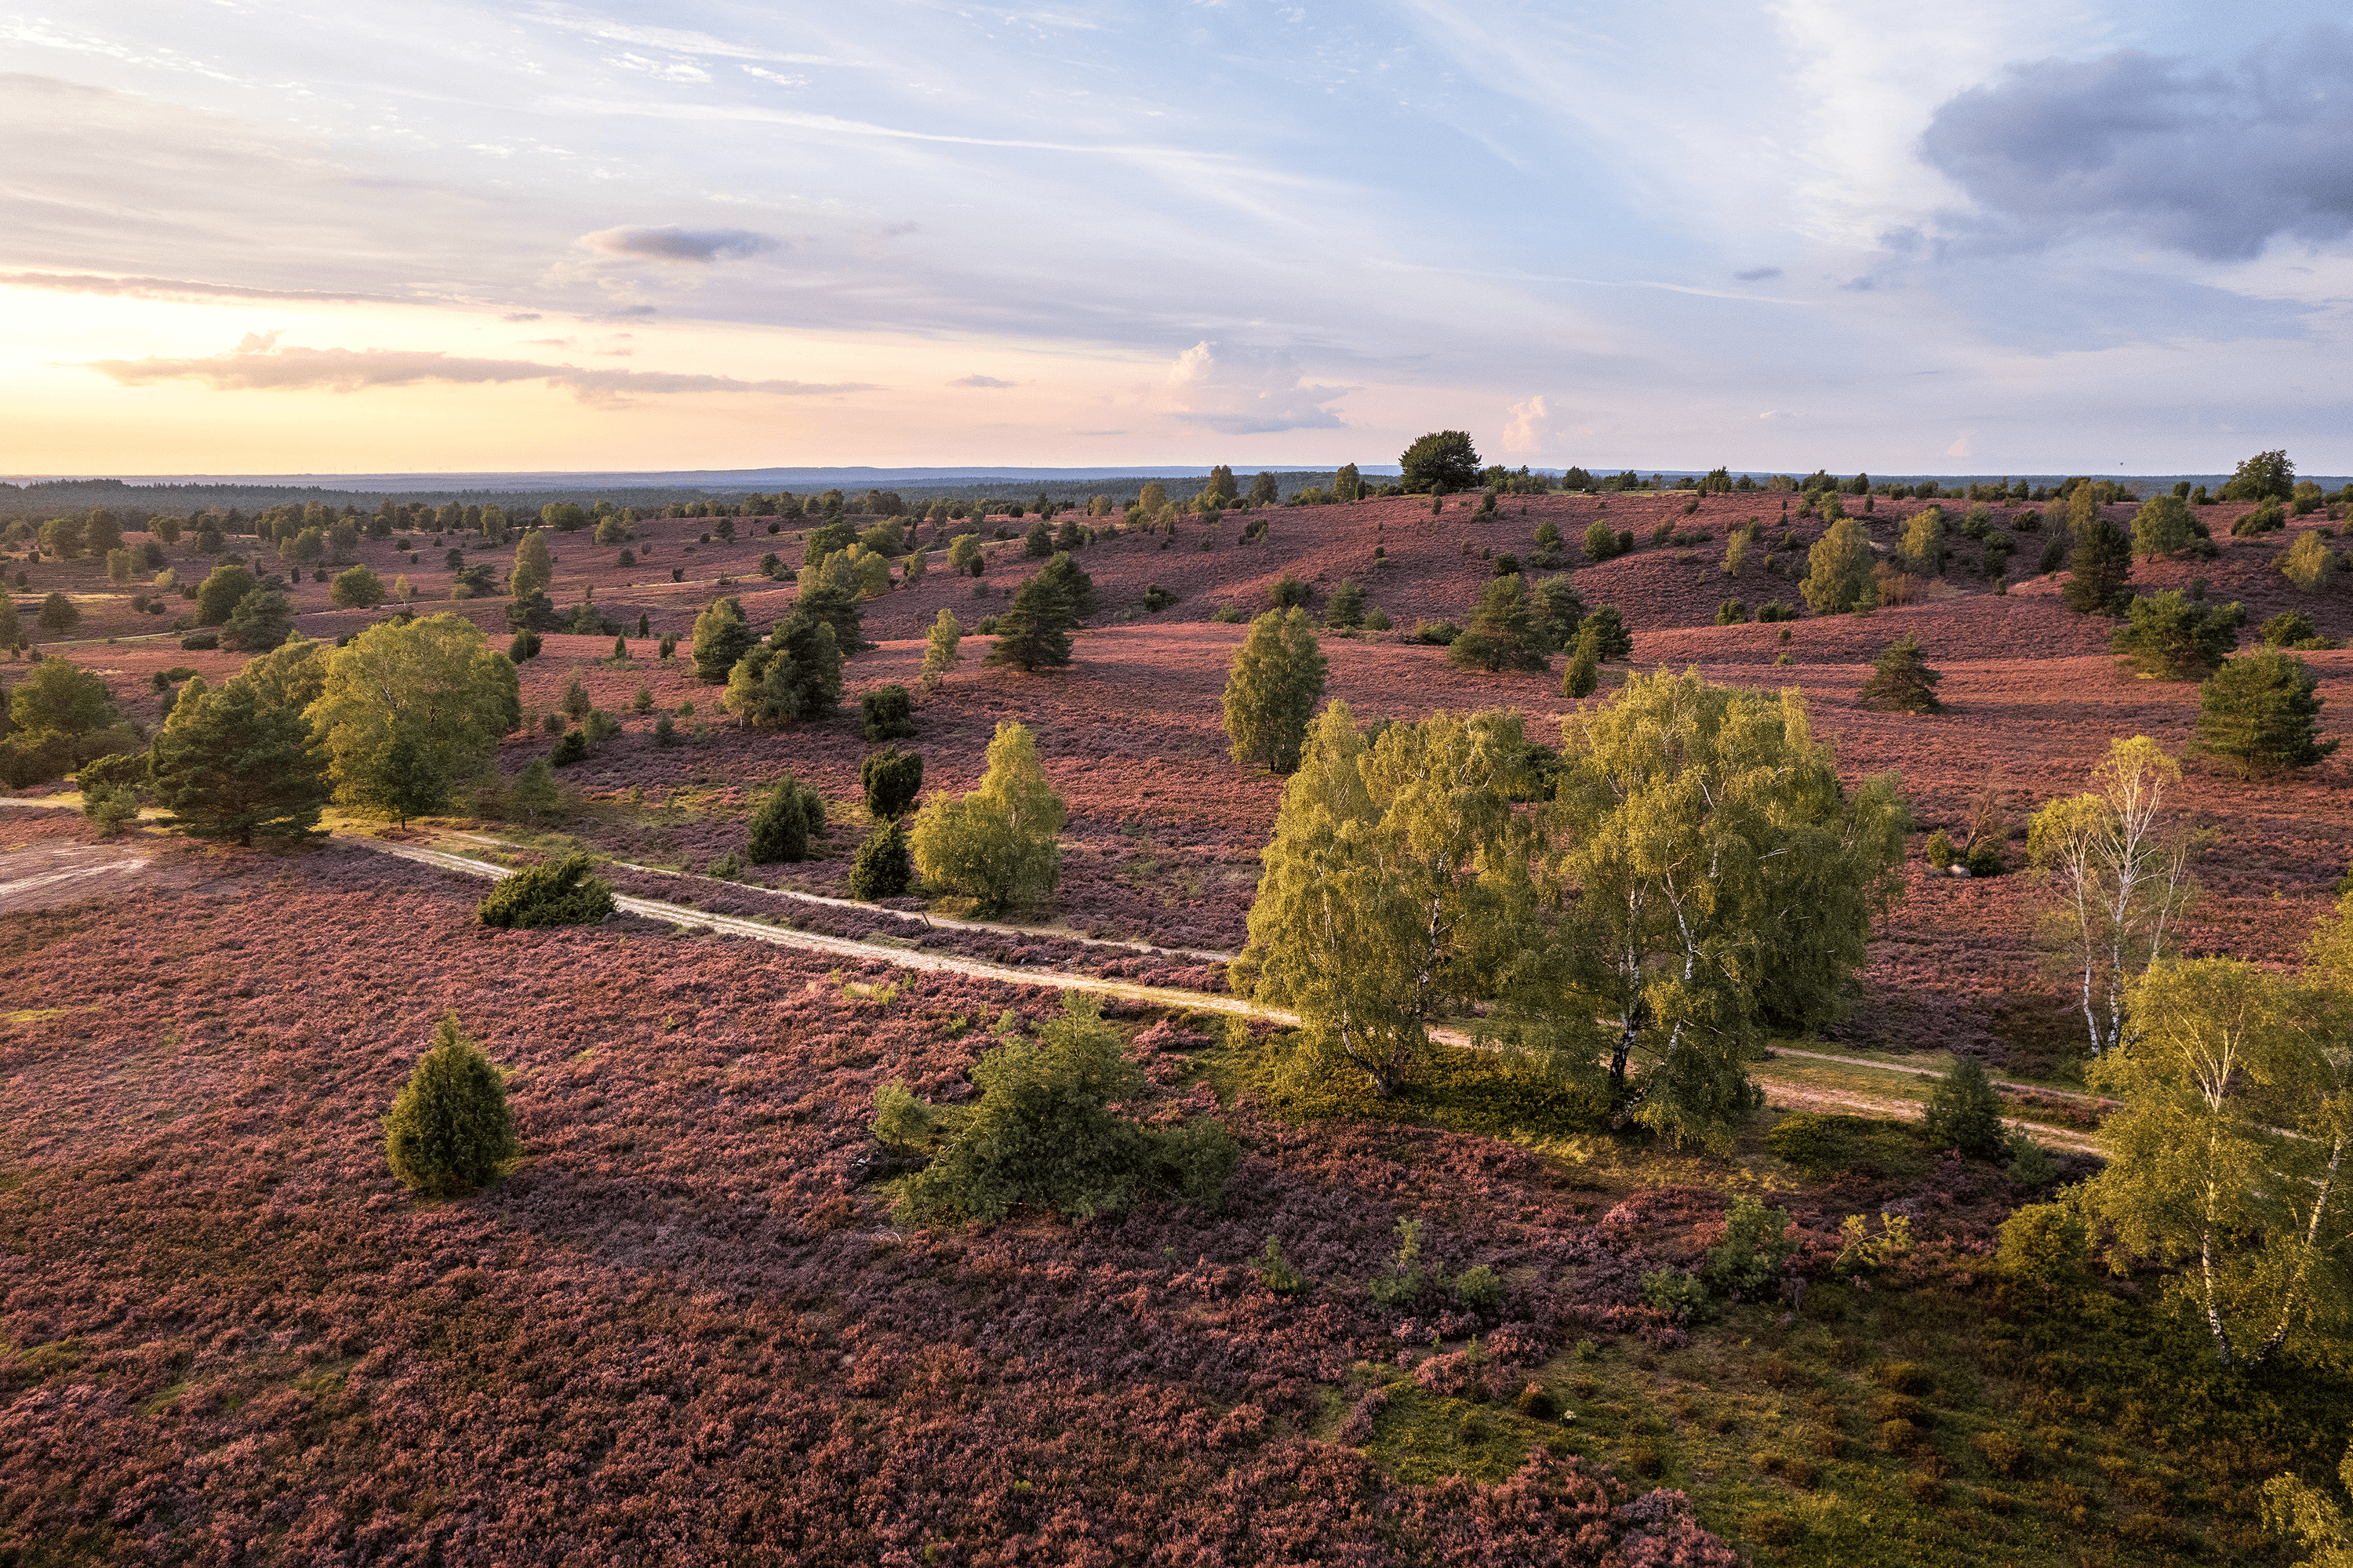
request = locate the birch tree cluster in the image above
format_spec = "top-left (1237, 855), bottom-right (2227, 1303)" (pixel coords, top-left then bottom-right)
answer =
top-left (1235, 669), bottom-right (1909, 1151)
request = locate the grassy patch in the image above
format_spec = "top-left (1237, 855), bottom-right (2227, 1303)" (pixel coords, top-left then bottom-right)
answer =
top-left (1206, 1024), bottom-right (1610, 1144)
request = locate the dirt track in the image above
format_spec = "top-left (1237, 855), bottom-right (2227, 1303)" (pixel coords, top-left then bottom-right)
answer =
top-left (0, 842), bottom-right (155, 915)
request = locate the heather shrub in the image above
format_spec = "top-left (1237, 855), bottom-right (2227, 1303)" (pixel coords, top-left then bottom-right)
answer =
top-left (881, 995), bottom-right (1238, 1224)
top-left (748, 776), bottom-right (826, 863)
top-left (861, 682), bottom-right (915, 741)
top-left (861, 745), bottom-right (925, 819)
top-left (1702, 1194), bottom-right (1798, 1295)
top-left (849, 819), bottom-right (913, 899)
top-left (384, 1013), bottom-right (519, 1199)
top-left (475, 853), bottom-right (614, 928)
top-left (1922, 1055), bottom-right (2007, 1159)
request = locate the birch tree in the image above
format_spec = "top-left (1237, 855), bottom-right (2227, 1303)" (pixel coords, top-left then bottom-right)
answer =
top-left (2027, 737), bottom-right (2200, 1057)
top-left (1519, 668), bottom-right (1906, 1151)
top-left (1237, 703), bottom-right (1534, 1096)
top-left (2082, 954), bottom-right (2351, 1367)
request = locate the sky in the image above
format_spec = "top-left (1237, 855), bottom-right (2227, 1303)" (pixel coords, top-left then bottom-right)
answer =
top-left (5, 0), bottom-right (2352, 477)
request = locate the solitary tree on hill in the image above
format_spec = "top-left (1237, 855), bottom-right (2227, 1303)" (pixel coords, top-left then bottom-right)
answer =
top-left (2064, 517), bottom-right (2135, 615)
top-left (2198, 650), bottom-right (2337, 776)
top-left (1856, 634), bottom-right (1944, 713)
top-left (1400, 430), bottom-right (1482, 493)
top-left (1223, 607), bottom-right (1327, 773)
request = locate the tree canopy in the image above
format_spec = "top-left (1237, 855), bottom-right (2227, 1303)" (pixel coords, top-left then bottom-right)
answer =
top-left (908, 721), bottom-right (1065, 911)
top-left (1221, 607), bottom-right (1326, 773)
top-left (147, 642), bottom-right (331, 846)
top-left (311, 613), bottom-right (521, 824)
top-left (1399, 430), bottom-right (1482, 493)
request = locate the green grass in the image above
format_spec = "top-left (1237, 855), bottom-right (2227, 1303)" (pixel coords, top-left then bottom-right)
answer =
top-left (1213, 1019), bottom-right (2346, 1563)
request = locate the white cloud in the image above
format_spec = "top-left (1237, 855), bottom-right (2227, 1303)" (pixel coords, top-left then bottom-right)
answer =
top-left (83, 339), bottom-right (877, 405)
top-left (1162, 341), bottom-right (1348, 435)
top-left (952, 374), bottom-right (1014, 388)
top-left (1501, 393), bottom-right (1549, 454)
top-left (606, 53), bottom-right (711, 83)
top-left (1945, 432), bottom-right (1973, 458)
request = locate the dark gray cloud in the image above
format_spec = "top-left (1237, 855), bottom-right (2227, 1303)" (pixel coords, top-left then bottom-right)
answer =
top-left (1733, 266), bottom-right (1781, 282)
top-left (1921, 29), bottom-right (2353, 260)
top-left (579, 224), bottom-right (781, 263)
top-left (84, 344), bottom-right (875, 404)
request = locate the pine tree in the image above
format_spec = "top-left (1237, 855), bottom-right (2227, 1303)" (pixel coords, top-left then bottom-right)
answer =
top-left (1855, 633), bottom-right (1944, 713)
top-left (1582, 606), bottom-right (1632, 660)
top-left (147, 668), bottom-right (332, 846)
top-left (2064, 516), bottom-right (2134, 615)
top-left (1527, 575), bottom-right (1586, 651)
top-left (907, 721), bottom-right (1065, 910)
top-left (511, 755), bottom-right (562, 823)
top-left (986, 572), bottom-right (1076, 671)
top-left (748, 776), bottom-right (826, 863)
top-left (1222, 607), bottom-right (1327, 773)
top-left (862, 745), bottom-right (925, 818)
top-left (384, 1014), bottom-right (519, 1199)
top-left (1325, 577), bottom-right (1366, 630)
top-left (2198, 650), bottom-right (2339, 776)
top-left (1922, 1055), bottom-right (2007, 1158)
top-left (1563, 627), bottom-right (1601, 698)
top-left (2111, 591), bottom-right (2243, 679)
top-left (849, 819), bottom-right (913, 899)
top-left (1448, 574), bottom-right (1548, 672)
top-left (922, 608), bottom-right (962, 691)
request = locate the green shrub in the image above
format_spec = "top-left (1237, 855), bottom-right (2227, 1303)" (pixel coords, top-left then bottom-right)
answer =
top-left (907, 721), bottom-right (1063, 911)
top-left (476, 854), bottom-right (613, 927)
top-left (2198, 650), bottom-right (2339, 775)
top-left (1368, 1217), bottom-right (1427, 1308)
top-left (2261, 609), bottom-right (2318, 646)
top-left (1640, 1265), bottom-right (1711, 1322)
top-left (1995, 1202), bottom-right (2088, 1286)
top-left (883, 995), bottom-right (1238, 1224)
top-left (384, 1013), bottom-right (519, 1198)
top-left (849, 819), bottom-right (912, 899)
top-left (748, 776), bottom-right (824, 863)
top-left (1703, 1194), bottom-right (1798, 1295)
top-left (1715, 598), bottom-right (1747, 625)
top-left (1454, 1262), bottom-right (1504, 1311)
top-left (861, 745), bottom-right (925, 819)
top-left (507, 630), bottom-right (540, 662)
top-left (1925, 828), bottom-right (1956, 868)
top-left (1923, 1055), bottom-right (2007, 1159)
top-left (549, 729), bottom-right (588, 767)
top-left (2112, 591), bottom-right (2243, 678)
top-left (2004, 1130), bottom-right (2060, 1189)
top-left (1253, 1235), bottom-right (1308, 1295)
top-left (860, 682), bottom-right (915, 741)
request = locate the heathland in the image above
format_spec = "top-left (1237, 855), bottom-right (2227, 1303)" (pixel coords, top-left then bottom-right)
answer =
top-left (3, 461), bottom-right (2351, 1566)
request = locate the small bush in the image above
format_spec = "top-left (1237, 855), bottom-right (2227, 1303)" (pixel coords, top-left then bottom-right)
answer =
top-left (383, 1014), bottom-right (518, 1199)
top-left (1974, 1428), bottom-right (2025, 1477)
top-left (1715, 598), bottom-right (1747, 625)
top-left (1454, 1263), bottom-right (1504, 1311)
top-left (1408, 619), bottom-right (1461, 646)
top-left (860, 683), bottom-right (915, 741)
top-left (180, 631), bottom-right (220, 650)
top-left (1515, 1381), bottom-right (1558, 1420)
top-left (1639, 1265), bottom-right (1711, 1322)
top-left (1995, 1202), bottom-right (2088, 1286)
top-left (1368, 1218), bottom-right (1427, 1308)
top-left (652, 712), bottom-right (678, 747)
top-left (549, 730), bottom-right (588, 767)
top-left (1267, 573), bottom-right (1309, 609)
top-left (507, 630), bottom-right (540, 662)
top-left (885, 995), bottom-right (1238, 1224)
top-left (849, 819), bottom-right (913, 899)
top-left (1923, 1055), bottom-right (2007, 1159)
top-left (1703, 1194), bottom-right (1798, 1296)
top-left (475, 853), bottom-right (614, 928)
top-left (1253, 1235), bottom-right (1308, 1295)
top-left (1925, 828), bottom-right (1956, 868)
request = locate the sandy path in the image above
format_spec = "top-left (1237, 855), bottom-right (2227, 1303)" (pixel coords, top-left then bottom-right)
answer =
top-left (366, 838), bottom-right (1290, 1023)
top-left (439, 830), bottom-right (1239, 963)
top-left (0, 843), bottom-right (153, 914)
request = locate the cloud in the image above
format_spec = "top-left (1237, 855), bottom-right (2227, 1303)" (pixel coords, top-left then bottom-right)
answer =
top-left (1945, 433), bottom-right (1973, 458)
top-left (743, 66), bottom-right (807, 87)
top-left (82, 340), bottom-right (876, 405)
top-left (1733, 266), bottom-right (1782, 282)
top-left (1161, 340), bottom-right (1347, 435)
top-left (1501, 394), bottom-right (1549, 454)
top-left (606, 53), bottom-right (711, 83)
top-left (951, 374), bottom-right (1013, 388)
top-left (0, 269), bottom-right (391, 304)
top-left (578, 225), bottom-right (781, 263)
top-left (1919, 29), bottom-right (2353, 260)
top-left (502, 311), bottom-right (543, 322)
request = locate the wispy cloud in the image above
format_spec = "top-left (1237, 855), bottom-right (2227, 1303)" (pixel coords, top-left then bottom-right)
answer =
top-left (0, 270), bottom-right (392, 304)
top-left (952, 374), bottom-right (1014, 388)
top-left (83, 341), bottom-right (877, 405)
